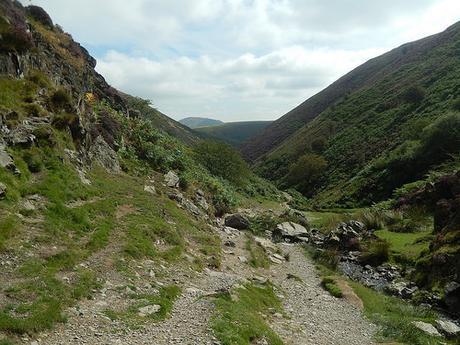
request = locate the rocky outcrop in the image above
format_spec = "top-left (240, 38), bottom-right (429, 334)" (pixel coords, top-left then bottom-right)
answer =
top-left (87, 136), bottom-right (120, 174)
top-left (164, 171), bottom-right (180, 188)
top-left (224, 213), bottom-right (250, 230)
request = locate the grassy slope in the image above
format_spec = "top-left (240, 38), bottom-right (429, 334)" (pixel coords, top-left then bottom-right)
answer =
top-left (179, 117), bottom-right (224, 129)
top-left (251, 21), bottom-right (460, 206)
top-left (195, 121), bottom-right (272, 147)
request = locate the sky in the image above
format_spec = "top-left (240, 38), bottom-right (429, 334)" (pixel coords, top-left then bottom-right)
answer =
top-left (23, 0), bottom-right (460, 121)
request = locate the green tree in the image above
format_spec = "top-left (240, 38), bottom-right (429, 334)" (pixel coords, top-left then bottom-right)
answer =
top-left (286, 153), bottom-right (327, 194)
top-left (194, 140), bottom-right (250, 185)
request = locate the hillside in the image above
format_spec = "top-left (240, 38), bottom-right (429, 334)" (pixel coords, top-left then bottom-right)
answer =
top-left (195, 121), bottom-right (272, 147)
top-left (179, 117), bottom-right (223, 129)
top-left (1, 3), bottom-right (460, 345)
top-left (246, 21), bottom-right (460, 206)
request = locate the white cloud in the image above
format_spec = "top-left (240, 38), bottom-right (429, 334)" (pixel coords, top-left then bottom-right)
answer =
top-left (25, 0), bottom-right (460, 121)
top-left (97, 47), bottom-right (383, 121)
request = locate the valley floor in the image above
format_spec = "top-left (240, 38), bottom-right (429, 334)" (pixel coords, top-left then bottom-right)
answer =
top-left (29, 222), bottom-right (376, 345)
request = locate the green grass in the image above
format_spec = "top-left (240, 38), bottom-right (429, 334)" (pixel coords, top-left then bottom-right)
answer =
top-left (104, 285), bottom-right (181, 323)
top-left (0, 215), bottom-right (19, 251)
top-left (211, 283), bottom-right (284, 345)
top-left (321, 277), bottom-right (343, 298)
top-left (351, 282), bottom-right (440, 345)
top-left (245, 235), bottom-right (270, 269)
top-left (375, 229), bottom-right (432, 263)
top-left (0, 269), bottom-right (99, 334)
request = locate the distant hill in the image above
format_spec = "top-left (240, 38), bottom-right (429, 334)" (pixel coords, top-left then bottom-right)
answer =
top-left (242, 21), bottom-right (460, 207)
top-left (179, 117), bottom-right (224, 129)
top-left (195, 121), bottom-right (272, 147)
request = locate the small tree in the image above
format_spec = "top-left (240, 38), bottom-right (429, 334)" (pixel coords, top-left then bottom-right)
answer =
top-left (194, 140), bottom-right (250, 186)
top-left (286, 153), bottom-right (327, 194)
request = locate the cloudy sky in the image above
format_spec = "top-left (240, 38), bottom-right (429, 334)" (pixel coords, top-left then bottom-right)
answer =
top-left (24, 0), bottom-right (460, 121)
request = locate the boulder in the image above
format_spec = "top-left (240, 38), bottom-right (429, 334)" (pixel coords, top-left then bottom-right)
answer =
top-left (272, 222), bottom-right (309, 243)
top-left (224, 213), bottom-right (250, 230)
top-left (0, 182), bottom-right (6, 199)
top-left (435, 319), bottom-right (460, 339)
top-left (164, 171), bottom-right (179, 188)
top-left (411, 321), bottom-right (442, 337)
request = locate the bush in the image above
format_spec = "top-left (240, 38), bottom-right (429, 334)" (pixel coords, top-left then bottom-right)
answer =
top-left (194, 140), bottom-right (250, 186)
top-left (23, 149), bottom-right (43, 173)
top-left (285, 153), bottom-right (327, 194)
top-left (401, 86), bottom-right (426, 105)
top-left (360, 240), bottom-right (390, 266)
top-left (50, 89), bottom-right (72, 111)
top-left (310, 247), bottom-right (340, 269)
top-left (452, 98), bottom-right (460, 111)
top-left (52, 113), bottom-right (78, 129)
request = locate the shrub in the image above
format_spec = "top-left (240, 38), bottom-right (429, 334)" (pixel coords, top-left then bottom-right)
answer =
top-left (360, 240), bottom-right (390, 266)
top-left (52, 113), bottom-right (78, 129)
top-left (452, 98), bottom-right (460, 111)
top-left (50, 89), bottom-right (72, 111)
top-left (285, 153), bottom-right (327, 194)
top-left (311, 137), bottom-right (327, 153)
top-left (310, 247), bottom-right (340, 269)
top-left (27, 71), bottom-right (51, 88)
top-left (0, 21), bottom-right (33, 53)
top-left (194, 140), bottom-right (250, 186)
top-left (23, 149), bottom-right (43, 173)
top-left (401, 86), bottom-right (426, 104)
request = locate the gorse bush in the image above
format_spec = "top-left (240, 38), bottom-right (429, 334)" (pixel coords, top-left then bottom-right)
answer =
top-left (194, 140), bottom-right (250, 186)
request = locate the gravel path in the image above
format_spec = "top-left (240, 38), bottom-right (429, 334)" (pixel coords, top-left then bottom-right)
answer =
top-left (269, 244), bottom-right (376, 345)
top-left (32, 227), bottom-right (376, 345)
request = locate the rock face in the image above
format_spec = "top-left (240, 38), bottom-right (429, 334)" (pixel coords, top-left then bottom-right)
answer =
top-left (164, 171), bottom-right (180, 188)
top-left (224, 213), bottom-right (250, 230)
top-left (272, 222), bottom-right (309, 243)
top-left (87, 136), bottom-right (120, 174)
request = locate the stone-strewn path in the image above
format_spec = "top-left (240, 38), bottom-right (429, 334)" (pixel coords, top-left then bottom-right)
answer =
top-left (34, 225), bottom-right (376, 345)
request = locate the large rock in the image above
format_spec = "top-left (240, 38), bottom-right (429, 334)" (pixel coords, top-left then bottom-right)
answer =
top-left (411, 321), bottom-right (442, 337)
top-left (224, 213), bottom-right (250, 230)
top-left (87, 135), bottom-right (120, 174)
top-left (164, 171), bottom-right (179, 188)
top-left (435, 319), bottom-right (460, 339)
top-left (272, 222), bottom-right (309, 243)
